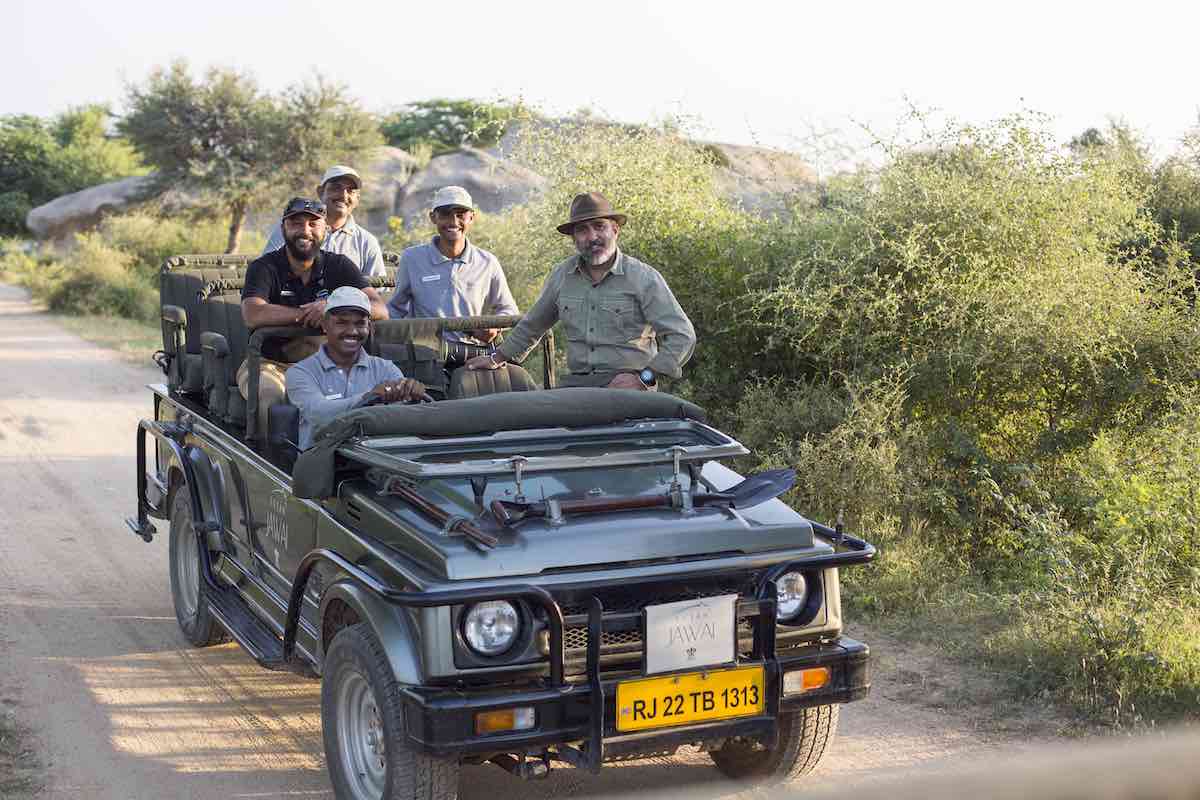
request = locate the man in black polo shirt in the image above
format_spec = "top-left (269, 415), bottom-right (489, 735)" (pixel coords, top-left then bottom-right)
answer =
top-left (237, 197), bottom-right (388, 438)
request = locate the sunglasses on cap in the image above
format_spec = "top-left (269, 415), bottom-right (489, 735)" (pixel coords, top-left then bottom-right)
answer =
top-left (282, 197), bottom-right (327, 219)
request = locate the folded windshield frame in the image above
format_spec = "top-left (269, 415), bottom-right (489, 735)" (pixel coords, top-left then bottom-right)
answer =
top-left (339, 419), bottom-right (749, 478)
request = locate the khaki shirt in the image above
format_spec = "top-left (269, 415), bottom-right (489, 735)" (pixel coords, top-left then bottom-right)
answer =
top-left (497, 250), bottom-right (696, 378)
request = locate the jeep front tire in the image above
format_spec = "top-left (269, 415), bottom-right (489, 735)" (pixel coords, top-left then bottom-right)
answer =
top-left (708, 704), bottom-right (838, 783)
top-left (323, 623), bottom-right (459, 800)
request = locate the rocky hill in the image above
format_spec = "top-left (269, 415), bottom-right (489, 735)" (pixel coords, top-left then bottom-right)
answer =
top-left (24, 128), bottom-right (817, 242)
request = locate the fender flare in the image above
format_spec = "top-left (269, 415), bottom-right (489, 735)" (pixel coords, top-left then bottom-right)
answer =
top-left (153, 428), bottom-right (225, 538)
top-left (319, 578), bottom-right (424, 685)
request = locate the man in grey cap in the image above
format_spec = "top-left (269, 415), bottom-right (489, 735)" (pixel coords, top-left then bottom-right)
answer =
top-left (466, 192), bottom-right (695, 390)
top-left (263, 165), bottom-right (385, 278)
top-left (286, 286), bottom-right (427, 448)
top-left (387, 186), bottom-right (518, 349)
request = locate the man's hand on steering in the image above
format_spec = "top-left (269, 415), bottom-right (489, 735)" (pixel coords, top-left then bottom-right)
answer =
top-left (368, 378), bottom-right (426, 404)
top-left (607, 372), bottom-right (647, 391)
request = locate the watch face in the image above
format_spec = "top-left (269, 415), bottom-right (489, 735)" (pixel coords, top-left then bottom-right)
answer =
top-left (639, 369), bottom-right (656, 385)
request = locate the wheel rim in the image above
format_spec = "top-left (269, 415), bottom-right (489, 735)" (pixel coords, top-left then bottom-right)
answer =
top-left (174, 501), bottom-right (201, 620)
top-left (335, 668), bottom-right (387, 800)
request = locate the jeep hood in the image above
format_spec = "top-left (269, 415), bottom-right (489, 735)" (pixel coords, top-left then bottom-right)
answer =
top-left (343, 462), bottom-right (817, 581)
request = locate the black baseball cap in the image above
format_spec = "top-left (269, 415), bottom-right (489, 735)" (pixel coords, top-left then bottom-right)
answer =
top-left (282, 197), bottom-right (327, 220)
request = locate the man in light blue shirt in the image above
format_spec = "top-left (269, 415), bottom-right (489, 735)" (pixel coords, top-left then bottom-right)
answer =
top-left (286, 286), bottom-right (427, 448)
top-left (263, 165), bottom-right (385, 278)
top-left (387, 186), bottom-right (518, 345)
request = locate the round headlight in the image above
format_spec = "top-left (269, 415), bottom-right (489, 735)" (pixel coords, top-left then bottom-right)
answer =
top-left (776, 571), bottom-right (809, 621)
top-left (462, 601), bottom-right (521, 656)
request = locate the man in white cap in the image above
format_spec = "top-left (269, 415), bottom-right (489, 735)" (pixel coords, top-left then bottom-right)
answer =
top-left (286, 286), bottom-right (427, 448)
top-left (387, 185), bottom-right (518, 350)
top-left (263, 165), bottom-right (385, 278)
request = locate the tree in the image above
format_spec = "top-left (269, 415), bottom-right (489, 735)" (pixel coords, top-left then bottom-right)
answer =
top-left (119, 62), bottom-right (381, 253)
top-left (380, 98), bottom-right (528, 155)
top-left (0, 106), bottom-right (142, 235)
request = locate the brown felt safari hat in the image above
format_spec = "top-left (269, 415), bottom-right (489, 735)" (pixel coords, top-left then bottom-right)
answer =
top-left (556, 192), bottom-right (627, 235)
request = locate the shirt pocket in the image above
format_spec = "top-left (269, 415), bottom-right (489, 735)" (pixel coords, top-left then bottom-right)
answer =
top-left (598, 296), bottom-right (644, 343)
top-left (559, 295), bottom-right (588, 342)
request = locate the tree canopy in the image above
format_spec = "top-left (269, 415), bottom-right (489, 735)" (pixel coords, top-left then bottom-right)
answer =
top-left (118, 62), bottom-right (381, 253)
top-left (380, 98), bottom-right (528, 156)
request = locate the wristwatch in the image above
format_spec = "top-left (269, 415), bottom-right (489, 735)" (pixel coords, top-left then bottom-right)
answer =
top-left (638, 368), bottom-right (657, 388)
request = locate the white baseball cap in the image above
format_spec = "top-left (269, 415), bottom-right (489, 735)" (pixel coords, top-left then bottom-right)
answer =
top-left (321, 165), bottom-right (362, 189)
top-left (324, 286), bottom-right (371, 316)
top-left (431, 185), bottom-right (475, 211)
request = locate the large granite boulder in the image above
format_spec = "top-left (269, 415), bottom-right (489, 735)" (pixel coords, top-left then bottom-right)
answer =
top-left (25, 175), bottom-right (157, 240)
top-left (355, 146), bottom-right (421, 232)
top-left (395, 147), bottom-right (545, 225)
top-left (707, 142), bottom-right (819, 214)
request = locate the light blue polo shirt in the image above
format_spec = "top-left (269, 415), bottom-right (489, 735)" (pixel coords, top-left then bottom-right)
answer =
top-left (386, 238), bottom-right (519, 342)
top-left (286, 345), bottom-right (404, 448)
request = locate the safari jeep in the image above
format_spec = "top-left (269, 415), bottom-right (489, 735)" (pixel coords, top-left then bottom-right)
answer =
top-left (125, 255), bottom-right (876, 800)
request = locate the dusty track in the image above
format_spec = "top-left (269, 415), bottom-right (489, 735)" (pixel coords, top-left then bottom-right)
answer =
top-left (0, 283), bottom-right (1062, 799)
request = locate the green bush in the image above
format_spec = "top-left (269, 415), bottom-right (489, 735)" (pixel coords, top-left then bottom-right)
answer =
top-left (1, 210), bottom-right (255, 323)
top-left (45, 233), bottom-right (157, 321)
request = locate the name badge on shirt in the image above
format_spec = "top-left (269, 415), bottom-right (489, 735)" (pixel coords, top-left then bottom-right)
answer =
top-left (280, 290), bottom-right (296, 297)
top-left (421, 274), bottom-right (442, 283)
top-left (324, 393), bottom-right (345, 400)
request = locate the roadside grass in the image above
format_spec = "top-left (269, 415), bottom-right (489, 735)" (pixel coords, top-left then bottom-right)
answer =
top-left (54, 313), bottom-right (160, 365)
top-left (0, 706), bottom-right (41, 799)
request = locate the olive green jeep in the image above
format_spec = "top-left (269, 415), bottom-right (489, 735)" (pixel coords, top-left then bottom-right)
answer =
top-left (125, 255), bottom-right (876, 800)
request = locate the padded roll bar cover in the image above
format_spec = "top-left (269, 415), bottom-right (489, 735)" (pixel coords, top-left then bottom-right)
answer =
top-left (448, 363), bottom-right (539, 399)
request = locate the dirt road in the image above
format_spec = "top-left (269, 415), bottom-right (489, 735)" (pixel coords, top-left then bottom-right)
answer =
top-left (0, 283), bottom-right (1058, 799)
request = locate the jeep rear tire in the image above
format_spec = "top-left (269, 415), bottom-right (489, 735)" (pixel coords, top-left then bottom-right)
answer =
top-left (167, 484), bottom-right (227, 647)
top-left (323, 623), bottom-right (459, 800)
top-left (709, 704), bottom-right (838, 783)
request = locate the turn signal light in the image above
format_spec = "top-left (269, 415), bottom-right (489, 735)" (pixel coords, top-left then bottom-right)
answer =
top-left (474, 707), bottom-right (536, 735)
top-left (783, 667), bottom-right (830, 696)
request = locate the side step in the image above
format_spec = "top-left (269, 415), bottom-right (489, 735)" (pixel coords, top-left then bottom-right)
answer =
top-left (125, 517), bottom-right (156, 543)
top-left (203, 581), bottom-right (288, 671)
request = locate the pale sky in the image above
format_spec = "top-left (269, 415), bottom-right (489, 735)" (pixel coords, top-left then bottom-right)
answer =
top-left (11, 0), bottom-right (1200, 165)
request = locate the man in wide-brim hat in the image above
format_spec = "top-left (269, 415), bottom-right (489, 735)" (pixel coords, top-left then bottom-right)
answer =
top-left (466, 192), bottom-right (695, 390)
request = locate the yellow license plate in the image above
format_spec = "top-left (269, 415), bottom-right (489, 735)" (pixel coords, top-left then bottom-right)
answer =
top-left (615, 665), bottom-right (765, 732)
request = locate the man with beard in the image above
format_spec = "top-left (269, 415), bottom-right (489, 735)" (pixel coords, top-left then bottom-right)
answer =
top-left (239, 198), bottom-right (388, 438)
top-left (465, 192), bottom-right (695, 390)
top-left (387, 186), bottom-right (518, 355)
top-left (286, 286), bottom-right (426, 448)
top-left (261, 166), bottom-right (385, 277)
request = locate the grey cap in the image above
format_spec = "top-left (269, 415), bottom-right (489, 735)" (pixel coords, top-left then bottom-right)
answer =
top-left (431, 185), bottom-right (475, 211)
top-left (324, 286), bottom-right (371, 316)
top-left (321, 165), bottom-right (362, 189)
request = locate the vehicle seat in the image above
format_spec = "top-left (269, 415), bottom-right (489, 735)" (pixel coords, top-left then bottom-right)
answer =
top-left (448, 364), bottom-right (538, 399)
top-left (159, 259), bottom-right (249, 395)
top-left (368, 318), bottom-right (448, 398)
top-left (199, 290), bottom-right (249, 427)
top-left (268, 402), bottom-right (300, 471)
